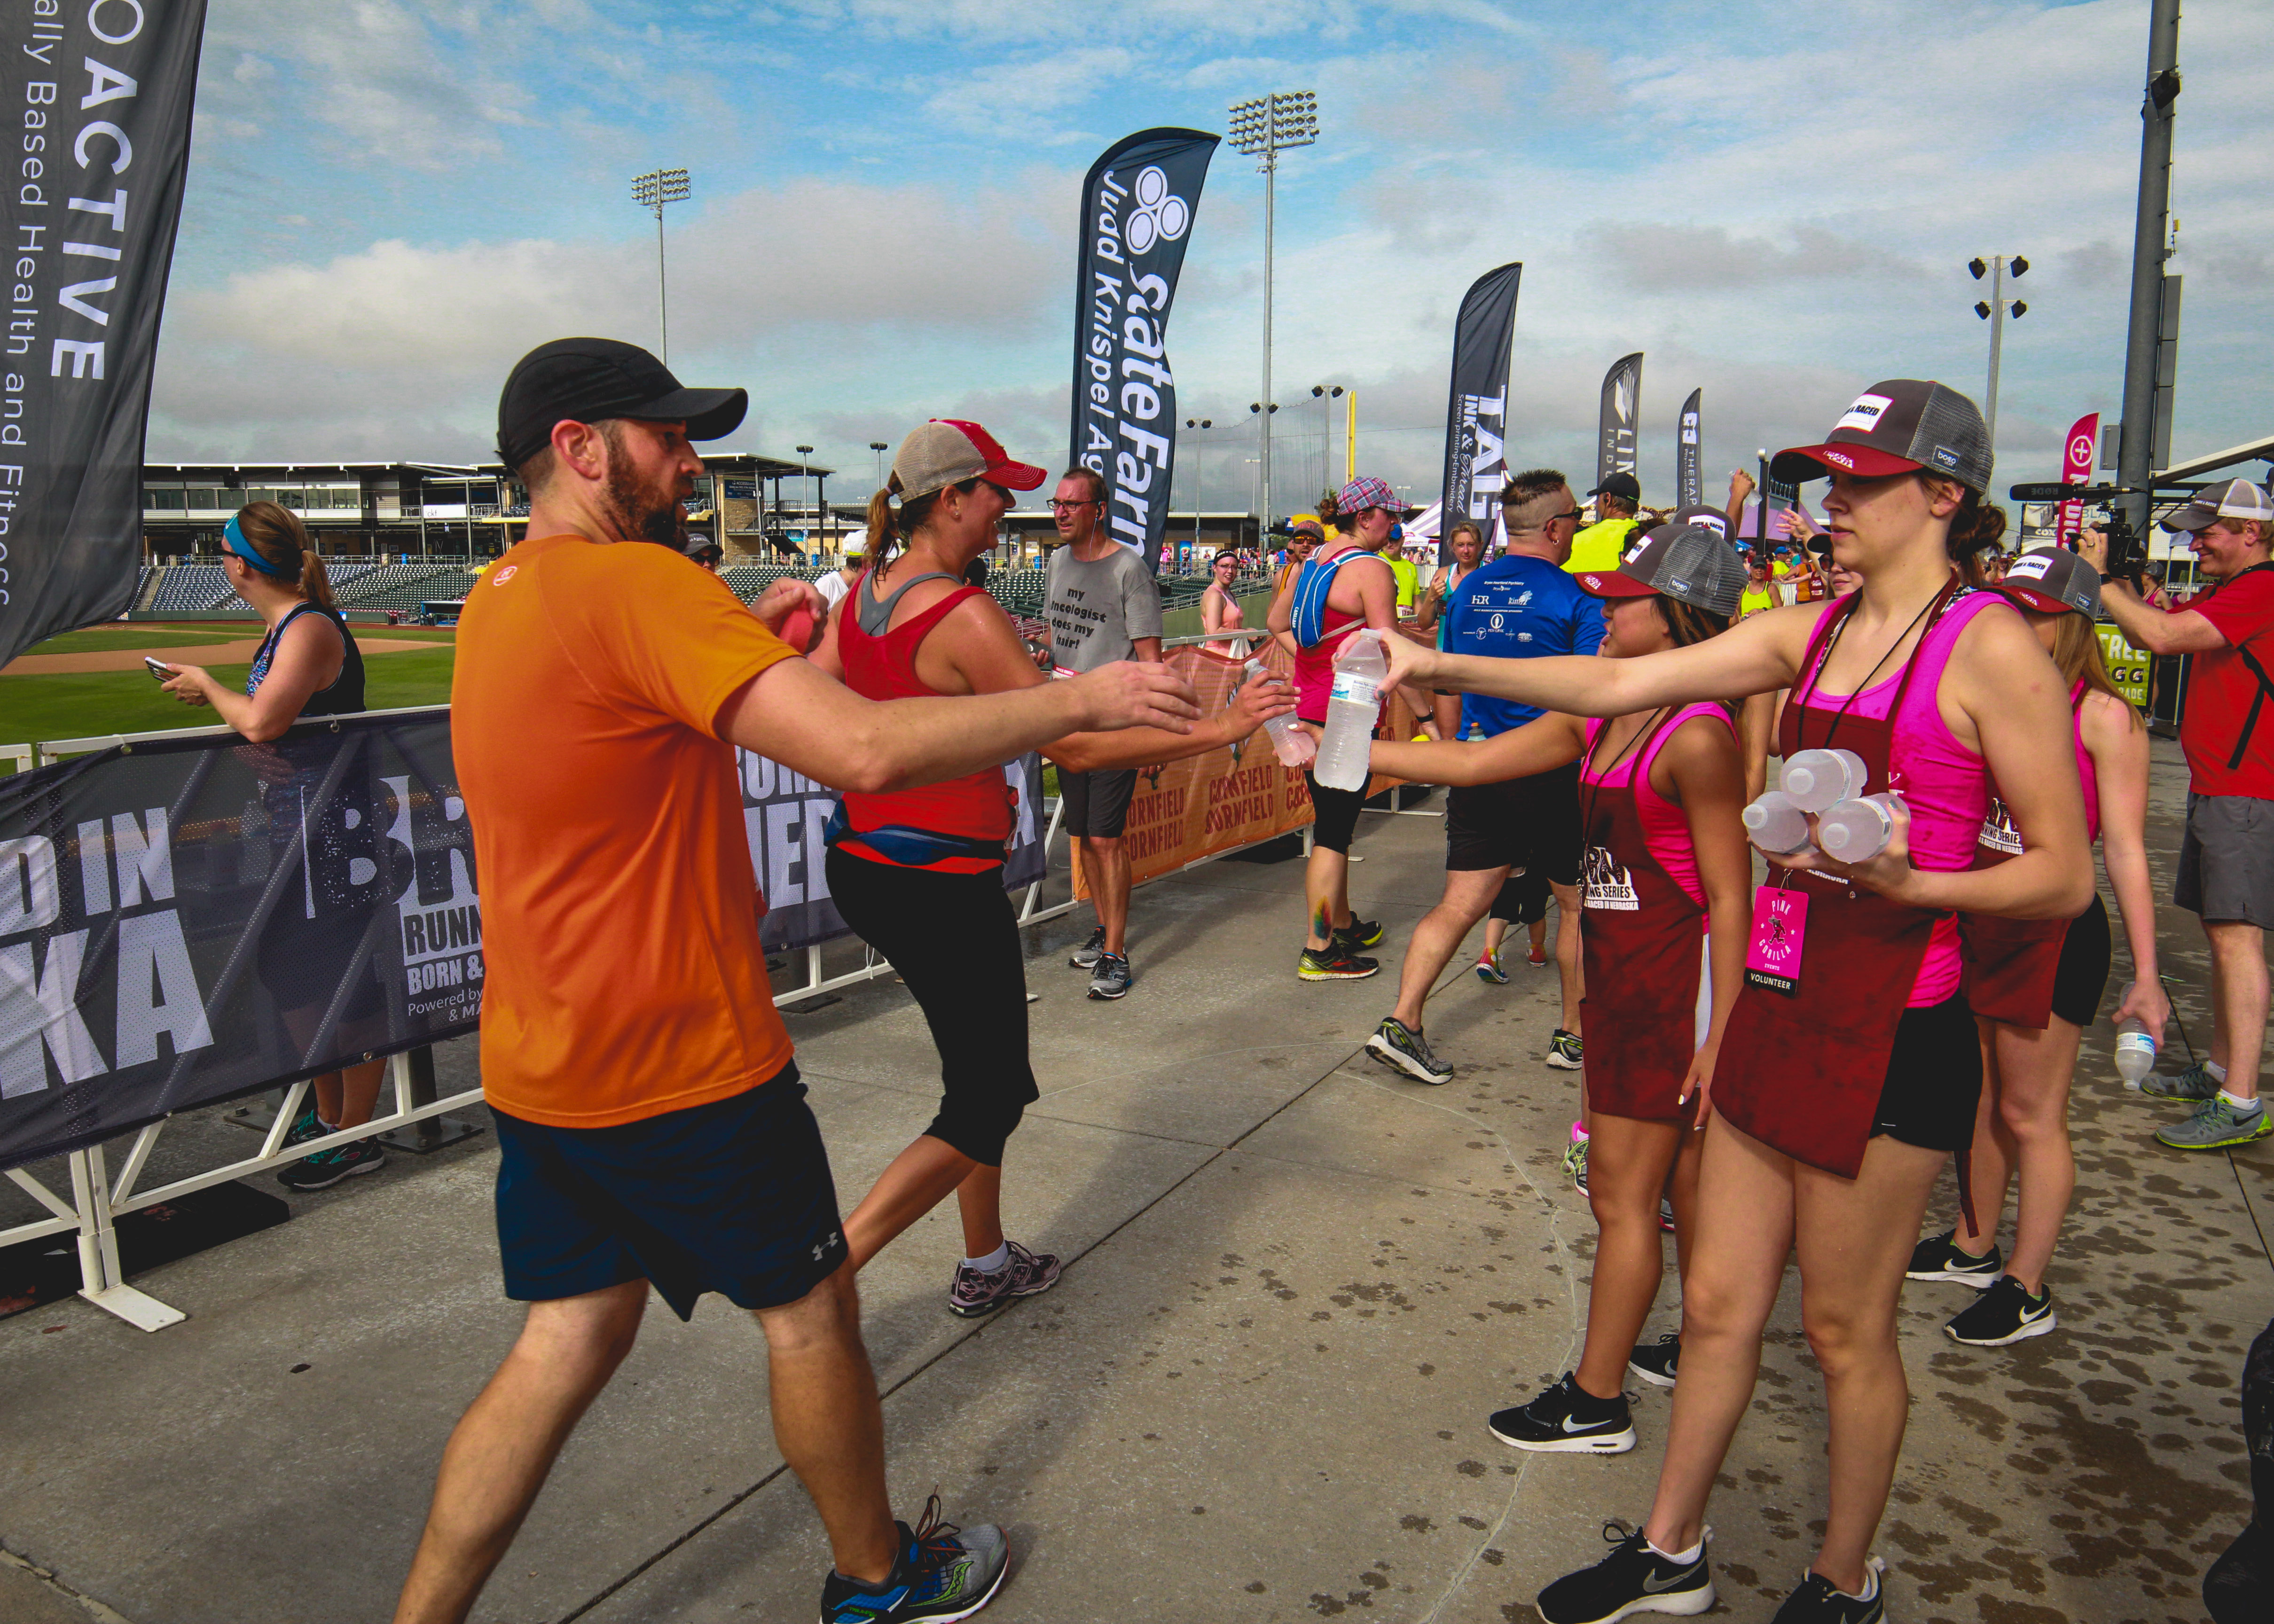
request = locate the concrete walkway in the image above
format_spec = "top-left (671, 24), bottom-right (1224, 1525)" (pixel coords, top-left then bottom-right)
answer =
top-left (0, 740), bottom-right (2268, 1623)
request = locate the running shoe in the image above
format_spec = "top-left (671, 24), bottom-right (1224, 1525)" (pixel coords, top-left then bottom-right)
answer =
top-left (2139, 1062), bottom-right (2220, 1102)
top-left (1474, 950), bottom-right (1510, 985)
top-left (1528, 941), bottom-right (1550, 968)
top-left (819, 1495), bottom-right (1009, 1624)
top-left (276, 1138), bottom-right (384, 1192)
top-left (2156, 1094), bottom-right (2274, 1151)
top-left (1487, 1373), bottom-right (1635, 1454)
top-left (1087, 951), bottom-right (1131, 1000)
top-left (947, 1240), bottom-right (1061, 1319)
top-left (1535, 1522), bottom-right (1714, 1624)
top-left (1905, 1229), bottom-right (2003, 1288)
top-left (1335, 916), bottom-right (1385, 951)
top-left (1944, 1275), bottom-right (2056, 1346)
top-left (1067, 927), bottom-right (1106, 969)
top-left (282, 1103), bottom-right (329, 1149)
top-left (1366, 1017), bottom-right (1453, 1085)
top-left (1628, 1333), bottom-right (1680, 1389)
top-left (1298, 945), bottom-right (1379, 981)
top-left (1765, 1560), bottom-right (1885, 1623)
top-left (1657, 1198), bottom-right (1677, 1235)
top-left (1562, 1135), bottom-right (1591, 1196)
top-left (1547, 1029), bottom-right (1584, 1070)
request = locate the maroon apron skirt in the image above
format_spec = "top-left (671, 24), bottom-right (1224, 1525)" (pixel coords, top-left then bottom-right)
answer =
top-left (1957, 789), bottom-right (2068, 1029)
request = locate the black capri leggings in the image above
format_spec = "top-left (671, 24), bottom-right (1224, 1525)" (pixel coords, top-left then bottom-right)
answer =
top-left (824, 846), bottom-right (1038, 1167)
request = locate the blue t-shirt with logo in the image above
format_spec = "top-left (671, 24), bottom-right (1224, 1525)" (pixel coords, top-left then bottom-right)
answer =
top-left (1442, 554), bottom-right (1605, 737)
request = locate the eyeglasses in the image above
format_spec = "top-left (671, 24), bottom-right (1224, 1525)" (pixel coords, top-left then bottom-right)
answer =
top-left (1047, 499), bottom-right (1103, 514)
top-left (1549, 509), bottom-right (1584, 525)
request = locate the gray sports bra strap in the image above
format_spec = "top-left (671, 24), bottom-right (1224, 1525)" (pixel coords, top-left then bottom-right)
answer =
top-left (856, 569), bottom-right (965, 637)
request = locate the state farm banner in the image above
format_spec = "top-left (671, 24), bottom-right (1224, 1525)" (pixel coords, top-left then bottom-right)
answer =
top-left (0, 709), bottom-right (474, 1171)
top-left (0, 1), bottom-right (209, 667)
top-left (1436, 263), bottom-right (1521, 564)
top-left (1068, 128), bottom-right (1218, 562)
top-left (1676, 388), bottom-right (1702, 509)
top-left (2059, 412), bottom-right (2100, 547)
top-left (738, 749), bottom-right (1046, 953)
top-left (1596, 351), bottom-right (1642, 493)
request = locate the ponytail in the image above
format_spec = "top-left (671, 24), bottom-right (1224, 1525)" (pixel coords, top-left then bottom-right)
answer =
top-left (862, 475), bottom-right (980, 571)
top-left (301, 550), bottom-right (337, 610)
top-left (232, 501), bottom-right (332, 605)
top-left (1940, 484), bottom-right (2008, 565)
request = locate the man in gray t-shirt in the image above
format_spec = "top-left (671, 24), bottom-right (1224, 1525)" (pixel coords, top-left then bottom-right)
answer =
top-left (1043, 468), bottom-right (1163, 1000)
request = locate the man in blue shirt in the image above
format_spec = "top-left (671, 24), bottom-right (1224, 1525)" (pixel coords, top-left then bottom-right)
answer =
top-left (1365, 469), bottom-right (1600, 1085)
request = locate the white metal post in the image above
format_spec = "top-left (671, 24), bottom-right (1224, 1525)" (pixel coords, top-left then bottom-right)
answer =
top-left (69, 1146), bottom-right (185, 1332)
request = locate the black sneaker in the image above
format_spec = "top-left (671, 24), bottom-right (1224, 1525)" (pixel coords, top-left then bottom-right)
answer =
top-left (276, 1138), bottom-right (384, 1192)
top-left (1334, 916), bottom-right (1384, 951)
top-left (1487, 1373), bottom-right (1635, 1454)
top-left (1365, 1017), bottom-right (1453, 1085)
top-left (1628, 1333), bottom-right (1679, 1389)
top-left (1298, 945), bottom-right (1379, 981)
top-left (1546, 1028), bottom-right (1584, 1070)
top-left (282, 1103), bottom-right (329, 1149)
top-left (819, 1495), bottom-right (1010, 1624)
top-left (947, 1240), bottom-right (1061, 1319)
top-left (1905, 1228), bottom-right (2001, 1288)
top-left (1068, 927), bottom-right (1106, 968)
top-left (1943, 1274), bottom-right (2056, 1346)
top-left (1536, 1521), bottom-right (1714, 1624)
top-left (1767, 1560), bottom-right (1885, 1623)
top-left (1086, 951), bottom-right (1131, 1000)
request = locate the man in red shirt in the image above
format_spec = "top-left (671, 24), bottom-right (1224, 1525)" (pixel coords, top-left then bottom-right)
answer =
top-left (2084, 477), bottom-right (2274, 1151)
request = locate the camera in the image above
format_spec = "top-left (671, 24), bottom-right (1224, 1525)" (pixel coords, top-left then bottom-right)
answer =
top-left (2007, 482), bottom-right (2150, 590)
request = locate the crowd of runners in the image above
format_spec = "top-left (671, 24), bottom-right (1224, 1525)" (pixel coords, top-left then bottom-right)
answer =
top-left (360, 336), bottom-right (2273, 1624)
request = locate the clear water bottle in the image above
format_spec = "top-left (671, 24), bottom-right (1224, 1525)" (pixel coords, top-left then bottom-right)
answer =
top-left (1781, 747), bottom-right (1870, 813)
top-left (2115, 986), bottom-right (2158, 1088)
top-left (1245, 658), bottom-right (1316, 769)
top-left (1815, 792), bottom-right (1906, 862)
top-left (1742, 790), bottom-right (1812, 855)
top-left (1312, 630), bottom-right (1388, 792)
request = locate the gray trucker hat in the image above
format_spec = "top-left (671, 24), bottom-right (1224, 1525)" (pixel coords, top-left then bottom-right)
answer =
top-left (1999, 547), bottom-right (2100, 619)
top-left (1575, 520), bottom-right (1747, 619)
top-left (1770, 379), bottom-right (1992, 493)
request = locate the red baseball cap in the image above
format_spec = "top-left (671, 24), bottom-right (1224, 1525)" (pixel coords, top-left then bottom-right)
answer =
top-left (891, 419), bottom-right (1047, 501)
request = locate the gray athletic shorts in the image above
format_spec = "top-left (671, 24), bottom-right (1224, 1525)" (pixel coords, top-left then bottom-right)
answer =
top-left (2176, 793), bottom-right (2274, 927)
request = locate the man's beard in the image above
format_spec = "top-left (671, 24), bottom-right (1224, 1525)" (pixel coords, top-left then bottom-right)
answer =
top-left (600, 456), bottom-right (687, 549)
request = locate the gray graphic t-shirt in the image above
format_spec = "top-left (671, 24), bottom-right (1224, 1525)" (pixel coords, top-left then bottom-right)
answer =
top-left (1043, 543), bottom-right (1163, 673)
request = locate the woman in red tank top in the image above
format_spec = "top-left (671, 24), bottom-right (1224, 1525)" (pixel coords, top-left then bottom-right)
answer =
top-left (808, 420), bottom-right (1293, 1318)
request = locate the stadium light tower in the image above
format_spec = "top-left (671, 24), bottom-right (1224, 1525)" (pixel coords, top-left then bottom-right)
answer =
top-left (1968, 254), bottom-right (2030, 464)
top-left (1227, 91), bottom-right (1317, 530)
top-left (631, 167), bottom-right (692, 365)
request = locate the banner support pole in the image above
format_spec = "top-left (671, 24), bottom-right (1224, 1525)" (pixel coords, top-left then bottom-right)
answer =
top-left (69, 1147), bottom-right (186, 1333)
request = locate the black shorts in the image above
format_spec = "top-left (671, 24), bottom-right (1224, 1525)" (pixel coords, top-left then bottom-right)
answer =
top-left (2050, 892), bottom-right (2113, 1028)
top-left (1060, 767), bottom-right (1136, 839)
top-left (491, 1064), bottom-right (846, 1322)
top-left (1490, 867), bottom-right (1550, 925)
top-left (1870, 994), bottom-right (1984, 1154)
top-left (1304, 770), bottom-right (1366, 855)
top-left (1445, 764), bottom-right (1582, 886)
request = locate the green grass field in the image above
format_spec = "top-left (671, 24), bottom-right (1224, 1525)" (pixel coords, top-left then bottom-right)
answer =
top-left (23, 625), bottom-right (251, 654)
top-left (0, 647), bottom-right (459, 750)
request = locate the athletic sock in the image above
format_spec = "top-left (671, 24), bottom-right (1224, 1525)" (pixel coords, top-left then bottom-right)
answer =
top-left (1647, 1534), bottom-right (1703, 1564)
top-left (2217, 1089), bottom-right (2260, 1114)
top-left (2206, 1059), bottom-right (2229, 1083)
top-left (1567, 1382), bottom-right (1623, 1418)
top-left (1836, 1565), bottom-right (1881, 1603)
top-left (964, 1242), bottom-right (1010, 1274)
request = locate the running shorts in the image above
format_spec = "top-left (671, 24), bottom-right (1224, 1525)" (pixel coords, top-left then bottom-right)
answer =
top-left (1059, 768), bottom-right (1137, 840)
top-left (2176, 793), bottom-right (2274, 927)
top-left (1304, 770), bottom-right (1366, 855)
top-left (1869, 994), bottom-right (1983, 1155)
top-left (2049, 892), bottom-right (2113, 1030)
top-left (1446, 764), bottom-right (1581, 886)
top-left (1490, 867), bottom-right (1550, 925)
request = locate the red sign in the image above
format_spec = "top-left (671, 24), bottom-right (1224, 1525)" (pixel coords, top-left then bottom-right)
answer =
top-left (2057, 412), bottom-right (2099, 547)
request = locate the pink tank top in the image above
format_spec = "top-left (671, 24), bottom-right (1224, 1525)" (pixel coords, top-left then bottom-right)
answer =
top-left (1583, 703), bottom-right (1735, 919)
top-left (1979, 683), bottom-right (2100, 856)
top-left (1295, 608), bottom-right (1364, 723)
top-left (1792, 589), bottom-right (2004, 1007)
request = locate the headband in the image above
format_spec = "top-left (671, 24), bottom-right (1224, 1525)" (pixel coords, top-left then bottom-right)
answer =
top-left (223, 514), bottom-right (293, 577)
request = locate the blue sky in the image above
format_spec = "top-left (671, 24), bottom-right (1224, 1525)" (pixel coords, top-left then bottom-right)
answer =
top-left (150, 0), bottom-right (2274, 514)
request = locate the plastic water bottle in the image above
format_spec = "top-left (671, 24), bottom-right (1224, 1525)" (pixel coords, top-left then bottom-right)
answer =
top-left (2115, 988), bottom-right (2158, 1088)
top-left (1245, 658), bottom-right (1316, 769)
top-left (1742, 790), bottom-right (1812, 855)
top-left (1781, 748), bottom-right (1870, 813)
top-left (1312, 630), bottom-right (1388, 792)
top-left (1815, 792), bottom-right (1906, 862)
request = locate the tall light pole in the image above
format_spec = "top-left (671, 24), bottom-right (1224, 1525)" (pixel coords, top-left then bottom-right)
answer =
top-left (1227, 90), bottom-right (1317, 531)
top-left (1184, 417), bottom-right (1216, 551)
top-left (869, 441), bottom-right (888, 489)
top-left (631, 168), bottom-right (691, 365)
top-left (796, 445), bottom-right (815, 560)
top-left (1310, 384), bottom-right (1343, 507)
top-left (2119, 0), bottom-right (2182, 534)
top-left (1968, 255), bottom-right (2030, 463)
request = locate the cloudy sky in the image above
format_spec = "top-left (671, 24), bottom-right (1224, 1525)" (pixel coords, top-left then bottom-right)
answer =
top-left (152, 0), bottom-right (2273, 515)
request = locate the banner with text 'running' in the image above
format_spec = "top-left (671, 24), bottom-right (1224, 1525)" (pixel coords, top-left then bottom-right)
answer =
top-left (0, 0), bottom-right (208, 667)
top-left (1068, 128), bottom-right (1218, 566)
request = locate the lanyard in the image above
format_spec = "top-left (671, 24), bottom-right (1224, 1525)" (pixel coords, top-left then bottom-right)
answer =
top-left (1579, 705), bottom-right (1674, 842)
top-left (1793, 577), bottom-right (1959, 754)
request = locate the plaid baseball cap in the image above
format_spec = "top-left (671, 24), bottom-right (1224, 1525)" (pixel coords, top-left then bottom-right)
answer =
top-left (1339, 475), bottom-right (1416, 519)
top-left (2158, 477), bottom-right (2274, 533)
top-left (1771, 380), bottom-right (1992, 492)
top-left (890, 419), bottom-right (1046, 503)
top-left (1575, 520), bottom-right (1746, 619)
top-left (1998, 547), bottom-right (2100, 619)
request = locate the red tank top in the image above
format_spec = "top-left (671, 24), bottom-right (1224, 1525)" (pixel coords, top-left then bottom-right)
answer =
top-left (837, 568), bottom-right (1017, 872)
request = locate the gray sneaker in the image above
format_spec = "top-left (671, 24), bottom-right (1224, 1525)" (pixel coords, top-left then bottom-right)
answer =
top-left (1087, 951), bottom-right (1131, 1000)
top-left (2156, 1094), bottom-right (2274, 1151)
top-left (2139, 1063), bottom-right (2221, 1103)
top-left (1068, 927), bottom-right (1106, 969)
top-left (1365, 1017), bottom-right (1453, 1085)
top-left (948, 1239), bottom-right (1062, 1318)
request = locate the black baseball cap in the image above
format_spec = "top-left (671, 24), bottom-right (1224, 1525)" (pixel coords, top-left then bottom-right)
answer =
top-left (497, 337), bottom-right (747, 469)
top-left (1588, 472), bottom-right (1641, 502)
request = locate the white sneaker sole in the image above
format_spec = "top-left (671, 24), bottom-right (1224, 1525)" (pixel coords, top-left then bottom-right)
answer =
top-left (1364, 1036), bottom-right (1452, 1086)
top-left (1906, 1266), bottom-right (2000, 1289)
top-left (1946, 1311), bottom-right (2056, 1347)
top-left (1489, 1421), bottom-right (1636, 1454)
top-left (1542, 1576), bottom-right (1715, 1624)
top-left (1546, 1052), bottom-right (1583, 1071)
top-left (1626, 1362), bottom-right (1677, 1390)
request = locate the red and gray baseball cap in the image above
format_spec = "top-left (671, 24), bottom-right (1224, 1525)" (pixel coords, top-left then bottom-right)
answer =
top-left (890, 419), bottom-right (1046, 503)
top-left (1998, 547), bottom-right (2100, 618)
top-left (1575, 519), bottom-right (1747, 619)
top-left (1771, 380), bottom-right (1992, 492)
top-left (1671, 503), bottom-right (1732, 543)
top-left (1339, 475), bottom-right (1419, 520)
top-left (2157, 477), bottom-right (2274, 533)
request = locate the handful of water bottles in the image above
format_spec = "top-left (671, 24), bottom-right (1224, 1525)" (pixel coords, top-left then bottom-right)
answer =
top-left (1741, 748), bottom-right (1907, 863)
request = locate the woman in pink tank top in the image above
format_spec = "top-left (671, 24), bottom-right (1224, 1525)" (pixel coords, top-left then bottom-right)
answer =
top-left (1911, 548), bottom-right (2169, 1348)
top-left (1379, 383), bottom-right (2095, 1619)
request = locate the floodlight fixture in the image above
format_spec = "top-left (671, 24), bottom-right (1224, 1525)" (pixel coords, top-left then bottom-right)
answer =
top-left (1225, 89), bottom-right (1321, 528)
top-left (631, 167), bottom-right (693, 364)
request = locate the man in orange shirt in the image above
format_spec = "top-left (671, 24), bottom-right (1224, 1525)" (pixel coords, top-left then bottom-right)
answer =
top-left (395, 339), bottom-right (1203, 1624)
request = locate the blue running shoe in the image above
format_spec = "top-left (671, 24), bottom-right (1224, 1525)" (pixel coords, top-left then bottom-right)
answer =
top-left (819, 1498), bottom-right (1009, 1624)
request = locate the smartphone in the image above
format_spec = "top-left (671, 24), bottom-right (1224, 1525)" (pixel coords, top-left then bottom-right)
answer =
top-left (143, 656), bottom-right (174, 681)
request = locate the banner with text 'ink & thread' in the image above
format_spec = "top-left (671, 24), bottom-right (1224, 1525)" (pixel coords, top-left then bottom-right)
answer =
top-left (1435, 263), bottom-right (1521, 566)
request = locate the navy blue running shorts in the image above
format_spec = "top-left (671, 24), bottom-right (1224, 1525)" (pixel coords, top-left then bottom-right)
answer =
top-left (490, 1063), bottom-right (847, 1321)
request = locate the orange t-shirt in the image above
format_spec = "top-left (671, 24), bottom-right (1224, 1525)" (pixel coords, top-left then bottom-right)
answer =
top-left (452, 532), bottom-right (799, 1127)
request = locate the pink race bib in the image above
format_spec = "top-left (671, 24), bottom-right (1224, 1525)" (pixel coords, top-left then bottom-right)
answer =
top-left (1745, 884), bottom-right (1808, 997)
